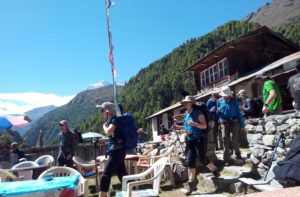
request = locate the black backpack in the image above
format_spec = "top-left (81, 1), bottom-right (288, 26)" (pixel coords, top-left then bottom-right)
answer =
top-left (273, 134), bottom-right (300, 187)
top-left (192, 102), bottom-right (212, 133)
top-left (194, 102), bottom-right (212, 123)
top-left (252, 98), bottom-right (264, 118)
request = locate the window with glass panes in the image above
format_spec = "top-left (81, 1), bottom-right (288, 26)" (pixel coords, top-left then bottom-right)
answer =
top-left (218, 58), bottom-right (228, 78)
top-left (201, 71), bottom-right (206, 87)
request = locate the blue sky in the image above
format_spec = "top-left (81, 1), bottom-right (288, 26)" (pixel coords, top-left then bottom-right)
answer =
top-left (0, 0), bottom-right (270, 114)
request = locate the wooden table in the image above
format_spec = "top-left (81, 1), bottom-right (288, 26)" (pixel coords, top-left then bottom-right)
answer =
top-left (0, 175), bottom-right (79, 197)
top-left (96, 154), bottom-right (140, 175)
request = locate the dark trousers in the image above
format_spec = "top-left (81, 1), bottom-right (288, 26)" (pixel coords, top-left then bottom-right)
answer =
top-left (186, 136), bottom-right (208, 168)
top-left (57, 152), bottom-right (73, 167)
top-left (220, 120), bottom-right (240, 161)
top-left (212, 120), bottom-right (223, 150)
top-left (100, 148), bottom-right (127, 192)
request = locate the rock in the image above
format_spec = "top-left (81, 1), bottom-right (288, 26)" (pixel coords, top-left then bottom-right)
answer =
top-left (274, 114), bottom-right (290, 124)
top-left (247, 133), bottom-right (263, 145)
top-left (290, 125), bottom-right (300, 135)
top-left (285, 139), bottom-right (293, 147)
top-left (250, 147), bottom-right (265, 157)
top-left (258, 162), bottom-right (268, 169)
top-left (262, 135), bottom-right (276, 146)
top-left (258, 119), bottom-right (266, 126)
top-left (245, 118), bottom-right (259, 125)
top-left (276, 147), bottom-right (286, 157)
top-left (265, 121), bottom-right (277, 134)
top-left (277, 124), bottom-right (290, 132)
top-left (245, 124), bottom-right (256, 133)
top-left (250, 154), bottom-right (260, 164)
top-left (253, 144), bottom-right (272, 150)
top-left (255, 125), bottom-right (264, 133)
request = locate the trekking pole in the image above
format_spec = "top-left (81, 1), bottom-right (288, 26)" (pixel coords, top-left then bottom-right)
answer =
top-left (264, 132), bottom-right (285, 181)
top-left (170, 125), bottom-right (185, 155)
top-left (93, 138), bottom-right (99, 192)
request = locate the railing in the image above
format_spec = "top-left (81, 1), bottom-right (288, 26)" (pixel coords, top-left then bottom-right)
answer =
top-left (0, 143), bottom-right (108, 166)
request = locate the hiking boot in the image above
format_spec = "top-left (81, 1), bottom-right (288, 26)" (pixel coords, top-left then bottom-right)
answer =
top-left (235, 154), bottom-right (243, 160)
top-left (185, 181), bottom-right (197, 195)
top-left (212, 170), bottom-right (220, 178)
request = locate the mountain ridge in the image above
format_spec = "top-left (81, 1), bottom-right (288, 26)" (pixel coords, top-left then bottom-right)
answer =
top-left (24, 85), bottom-right (123, 146)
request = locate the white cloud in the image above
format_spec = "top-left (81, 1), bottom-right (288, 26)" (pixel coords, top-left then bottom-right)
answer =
top-left (0, 92), bottom-right (74, 115)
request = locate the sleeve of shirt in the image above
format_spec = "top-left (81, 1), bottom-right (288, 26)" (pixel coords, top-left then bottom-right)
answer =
top-left (207, 100), bottom-right (212, 111)
top-left (264, 80), bottom-right (275, 93)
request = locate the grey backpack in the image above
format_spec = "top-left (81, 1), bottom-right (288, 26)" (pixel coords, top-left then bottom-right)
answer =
top-left (172, 163), bottom-right (188, 184)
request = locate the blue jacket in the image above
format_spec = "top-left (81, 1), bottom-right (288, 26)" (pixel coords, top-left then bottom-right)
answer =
top-left (217, 97), bottom-right (245, 128)
top-left (206, 97), bottom-right (219, 121)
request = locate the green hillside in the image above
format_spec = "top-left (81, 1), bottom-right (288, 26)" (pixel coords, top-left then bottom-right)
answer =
top-left (118, 21), bottom-right (261, 129)
top-left (78, 20), bottom-right (300, 133)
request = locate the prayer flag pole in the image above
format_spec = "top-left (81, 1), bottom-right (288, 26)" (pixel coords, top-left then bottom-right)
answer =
top-left (105, 0), bottom-right (121, 116)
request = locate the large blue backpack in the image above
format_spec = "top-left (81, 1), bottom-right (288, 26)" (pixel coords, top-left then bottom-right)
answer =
top-left (118, 112), bottom-right (138, 150)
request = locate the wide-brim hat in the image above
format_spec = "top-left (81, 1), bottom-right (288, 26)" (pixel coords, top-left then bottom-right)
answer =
top-left (220, 86), bottom-right (233, 97)
top-left (212, 88), bottom-right (220, 94)
top-left (255, 71), bottom-right (268, 79)
top-left (237, 89), bottom-right (247, 98)
top-left (180, 96), bottom-right (196, 104)
top-left (96, 102), bottom-right (116, 114)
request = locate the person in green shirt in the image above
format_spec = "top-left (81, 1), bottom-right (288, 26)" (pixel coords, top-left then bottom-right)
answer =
top-left (256, 72), bottom-right (282, 116)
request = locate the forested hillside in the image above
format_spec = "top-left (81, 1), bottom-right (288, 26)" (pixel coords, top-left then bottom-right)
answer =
top-left (78, 20), bottom-right (300, 133)
top-left (118, 21), bottom-right (261, 128)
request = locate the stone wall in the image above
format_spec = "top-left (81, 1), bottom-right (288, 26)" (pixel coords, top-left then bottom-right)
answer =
top-left (245, 112), bottom-right (300, 175)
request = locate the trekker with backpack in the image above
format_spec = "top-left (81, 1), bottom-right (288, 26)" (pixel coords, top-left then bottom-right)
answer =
top-left (173, 95), bottom-right (220, 195)
top-left (217, 86), bottom-right (245, 163)
top-left (207, 88), bottom-right (222, 150)
top-left (237, 89), bottom-right (264, 118)
top-left (96, 102), bottom-right (128, 197)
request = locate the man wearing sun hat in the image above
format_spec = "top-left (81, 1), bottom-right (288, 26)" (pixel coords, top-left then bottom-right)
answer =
top-left (217, 86), bottom-right (244, 163)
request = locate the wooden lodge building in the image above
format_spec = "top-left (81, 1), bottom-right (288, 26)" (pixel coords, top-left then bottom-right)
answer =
top-left (147, 26), bottom-right (300, 142)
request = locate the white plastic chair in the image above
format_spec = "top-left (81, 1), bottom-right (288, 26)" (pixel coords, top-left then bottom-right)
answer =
top-left (34, 155), bottom-right (55, 166)
top-left (38, 166), bottom-right (88, 197)
top-left (116, 157), bottom-right (168, 197)
top-left (72, 156), bottom-right (96, 173)
top-left (12, 161), bottom-right (39, 180)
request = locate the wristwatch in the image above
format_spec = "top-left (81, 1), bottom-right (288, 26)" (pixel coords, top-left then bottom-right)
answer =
top-left (264, 103), bottom-right (269, 107)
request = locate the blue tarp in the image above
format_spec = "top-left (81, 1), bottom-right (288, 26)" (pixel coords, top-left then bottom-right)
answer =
top-left (0, 175), bottom-right (80, 196)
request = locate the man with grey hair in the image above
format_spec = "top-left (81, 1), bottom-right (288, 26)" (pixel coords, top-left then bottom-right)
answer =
top-left (96, 102), bottom-right (127, 197)
top-left (288, 60), bottom-right (300, 112)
